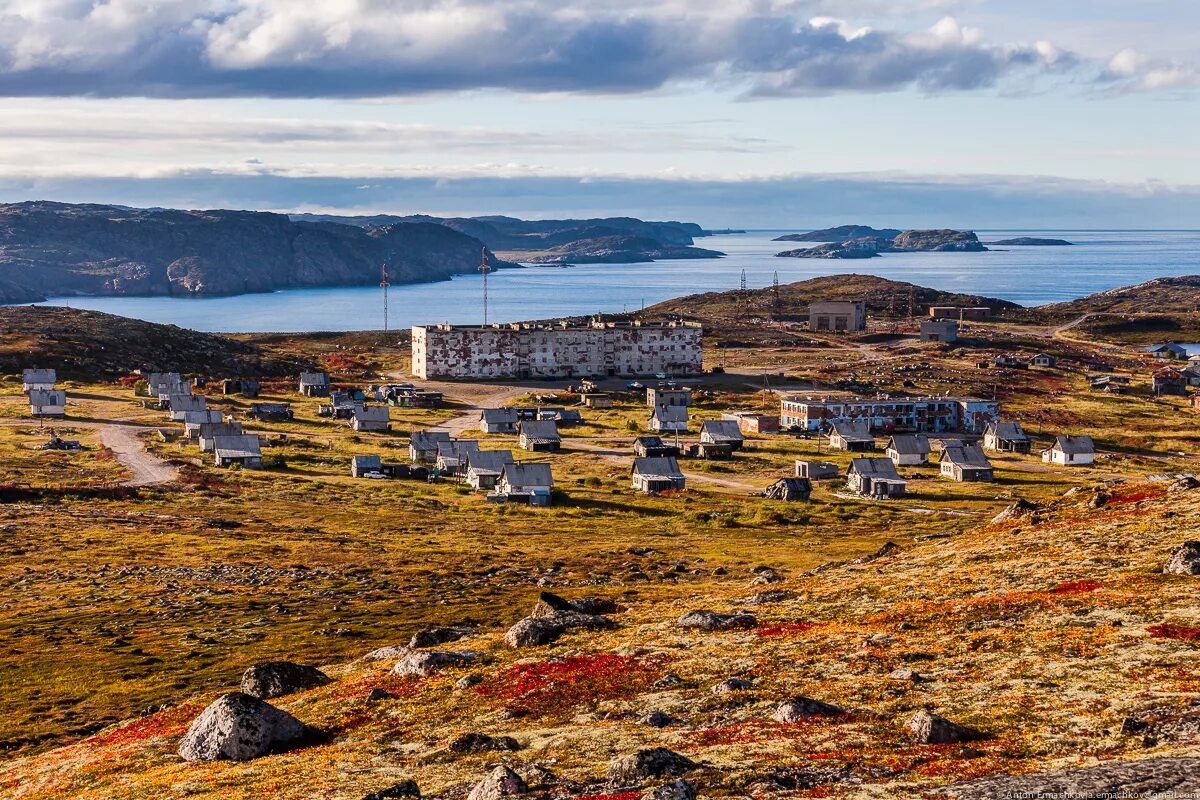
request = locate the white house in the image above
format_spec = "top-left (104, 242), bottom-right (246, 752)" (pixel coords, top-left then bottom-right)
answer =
top-left (847, 458), bottom-right (906, 498)
top-left (829, 421), bottom-right (875, 452)
top-left (648, 404), bottom-right (688, 433)
top-left (168, 394), bottom-right (207, 421)
top-left (22, 368), bottom-right (55, 394)
top-left (29, 388), bottom-right (66, 417)
top-left (480, 408), bottom-right (520, 434)
top-left (982, 421), bottom-right (1032, 454)
top-left (1042, 435), bottom-right (1095, 467)
top-left (495, 463), bottom-right (554, 505)
top-left (352, 405), bottom-right (391, 432)
top-left (885, 434), bottom-right (931, 466)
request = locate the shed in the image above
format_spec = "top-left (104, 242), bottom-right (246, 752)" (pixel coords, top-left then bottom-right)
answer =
top-left (1042, 435), bottom-right (1095, 467)
top-left (828, 421), bottom-right (875, 452)
top-left (722, 412), bottom-right (780, 434)
top-left (648, 404), bottom-right (688, 433)
top-left (700, 419), bottom-right (745, 450)
top-left (29, 388), bottom-right (66, 417)
top-left (212, 434), bottom-right (263, 469)
top-left (580, 393), bottom-right (613, 409)
top-left (181, 409), bottom-right (224, 438)
top-left (352, 405), bottom-right (391, 432)
top-left (940, 444), bottom-right (995, 482)
top-left (847, 458), bottom-right (907, 499)
top-left (464, 449), bottom-right (514, 490)
top-left (795, 460), bottom-right (839, 480)
top-left (920, 319), bottom-right (959, 343)
top-left (22, 368), bottom-right (56, 393)
top-left (983, 421), bottom-right (1032, 454)
top-left (885, 434), bottom-right (931, 466)
top-left (299, 372), bottom-right (330, 397)
top-left (764, 477), bottom-right (813, 502)
top-left (631, 456), bottom-right (686, 494)
top-left (518, 420), bottom-right (561, 452)
top-left (480, 408), bottom-right (520, 434)
top-left (1153, 368), bottom-right (1188, 396)
top-left (1147, 343), bottom-right (1189, 360)
top-left (168, 394), bottom-right (207, 420)
top-left (221, 378), bottom-right (261, 398)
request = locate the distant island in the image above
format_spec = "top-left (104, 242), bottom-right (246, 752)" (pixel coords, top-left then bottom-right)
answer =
top-left (518, 235), bottom-right (724, 265)
top-left (988, 237), bottom-right (1074, 246)
top-left (776, 226), bottom-right (988, 259)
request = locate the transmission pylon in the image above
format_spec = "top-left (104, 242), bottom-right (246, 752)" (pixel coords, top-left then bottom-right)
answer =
top-left (479, 248), bottom-right (492, 326)
top-left (380, 263), bottom-right (390, 331)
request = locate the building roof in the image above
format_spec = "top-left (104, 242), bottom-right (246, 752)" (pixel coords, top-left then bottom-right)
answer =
top-left (481, 407), bottom-right (520, 424)
top-left (1154, 368), bottom-right (1186, 379)
top-left (830, 421), bottom-right (873, 442)
top-left (632, 456), bottom-right (684, 477)
top-left (887, 434), bottom-right (931, 455)
top-left (250, 402), bottom-right (290, 413)
top-left (519, 420), bottom-right (560, 440)
top-left (354, 406), bottom-right (390, 423)
top-left (353, 455), bottom-right (382, 470)
top-left (1031, 352), bottom-right (1057, 361)
top-left (169, 394), bottom-right (205, 409)
top-left (941, 444), bottom-right (992, 468)
top-left (299, 372), bottom-right (329, 385)
top-left (848, 457), bottom-right (903, 480)
top-left (212, 434), bottom-right (262, 459)
top-left (1051, 435), bottom-right (1095, 455)
top-left (437, 439), bottom-right (481, 459)
top-left (501, 462), bottom-right (554, 487)
top-left (466, 450), bottom-right (514, 474)
top-left (198, 422), bottom-right (242, 439)
top-left (1148, 343), bottom-right (1188, 355)
top-left (701, 419), bottom-right (744, 441)
top-left (181, 410), bottom-right (223, 425)
top-left (411, 430), bottom-right (453, 449)
top-left (986, 421), bottom-right (1030, 441)
top-left (651, 405), bottom-right (689, 423)
top-left (22, 368), bottom-right (55, 383)
top-left (29, 388), bottom-right (66, 404)
top-left (635, 436), bottom-right (666, 447)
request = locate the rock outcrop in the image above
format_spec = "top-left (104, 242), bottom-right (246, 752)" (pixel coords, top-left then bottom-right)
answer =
top-left (177, 692), bottom-right (309, 762)
top-left (890, 230), bottom-right (987, 252)
top-left (939, 757), bottom-right (1200, 798)
top-left (521, 235), bottom-right (723, 265)
top-left (676, 610), bottom-right (757, 631)
top-left (909, 710), bottom-right (986, 744)
top-left (1164, 541), bottom-right (1200, 575)
top-left (240, 662), bottom-right (330, 700)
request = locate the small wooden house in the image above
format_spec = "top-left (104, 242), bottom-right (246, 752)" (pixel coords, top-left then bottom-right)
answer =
top-left (983, 421), bottom-right (1032, 454)
top-left (410, 430), bottom-right (452, 463)
top-left (352, 405), bottom-right (391, 432)
top-left (631, 456), bottom-right (686, 494)
top-left (1042, 435), bottom-right (1095, 467)
top-left (181, 409), bottom-right (224, 438)
top-left (29, 388), bottom-right (66, 418)
top-left (221, 378), bottom-right (260, 398)
top-left (648, 405), bottom-right (688, 433)
top-left (1153, 368), bottom-right (1188, 396)
top-left (795, 460), bottom-right (839, 480)
top-left (1147, 343), bottom-right (1188, 360)
top-left (1030, 353), bottom-right (1058, 368)
top-left (579, 393), bottom-right (613, 409)
top-left (168, 394), bottom-right (207, 421)
top-left (351, 455), bottom-right (384, 478)
top-left (885, 434), bottom-right (931, 466)
top-left (828, 421), bottom-right (875, 452)
top-left (634, 436), bottom-right (679, 458)
top-left (700, 419), bottom-right (744, 451)
top-left (435, 439), bottom-right (481, 476)
top-left (994, 355), bottom-right (1029, 370)
top-left (464, 450), bottom-right (514, 490)
top-left (198, 422), bottom-right (244, 452)
top-left (847, 458), bottom-right (907, 499)
top-left (212, 434), bottom-right (263, 469)
top-left (299, 372), bottom-right (330, 397)
top-left (940, 444), bottom-right (994, 482)
top-left (518, 420), bottom-right (561, 452)
top-left (722, 412), bottom-right (779, 434)
top-left (495, 463), bottom-right (554, 505)
top-left (480, 408), bottom-right (520, 434)
top-left (764, 477), bottom-right (812, 502)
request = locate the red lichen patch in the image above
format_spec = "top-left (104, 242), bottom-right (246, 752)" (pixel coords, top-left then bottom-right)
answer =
top-left (86, 701), bottom-right (205, 749)
top-left (1108, 487), bottom-right (1166, 506)
top-left (478, 654), bottom-right (662, 718)
top-left (694, 720), bottom-right (830, 747)
top-left (1050, 579), bottom-right (1102, 595)
top-left (755, 622), bottom-right (821, 638)
top-left (325, 673), bottom-right (424, 703)
top-left (1148, 623), bottom-right (1200, 642)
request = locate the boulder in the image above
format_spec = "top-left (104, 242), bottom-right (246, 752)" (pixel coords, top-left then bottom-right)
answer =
top-left (240, 662), bottom-right (330, 700)
top-left (850, 541), bottom-right (902, 565)
top-left (641, 710), bottom-right (677, 728)
top-left (409, 625), bottom-right (475, 649)
top-left (466, 766), bottom-right (528, 800)
top-left (177, 692), bottom-right (308, 762)
top-left (363, 645), bottom-right (410, 661)
top-left (991, 499), bottom-right (1037, 525)
top-left (773, 697), bottom-right (846, 722)
top-left (642, 779), bottom-right (696, 800)
top-left (676, 610), bottom-right (757, 631)
top-left (530, 591), bottom-right (577, 617)
top-left (504, 610), bottom-right (616, 648)
top-left (391, 650), bottom-right (484, 677)
top-left (363, 780), bottom-right (421, 800)
top-left (608, 748), bottom-right (698, 786)
top-left (712, 678), bottom-right (753, 696)
top-left (1169, 477), bottom-right (1200, 493)
top-left (448, 732), bottom-right (521, 753)
top-left (1164, 541), bottom-right (1200, 576)
top-left (909, 709), bottom-right (985, 744)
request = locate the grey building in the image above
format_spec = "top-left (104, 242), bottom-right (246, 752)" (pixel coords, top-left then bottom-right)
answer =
top-left (808, 301), bottom-right (866, 333)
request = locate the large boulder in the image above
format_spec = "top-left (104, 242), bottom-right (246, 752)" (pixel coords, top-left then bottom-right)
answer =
top-left (773, 697), bottom-right (846, 722)
top-left (991, 499), bottom-right (1037, 525)
top-left (1164, 541), bottom-right (1200, 576)
top-left (391, 650), bottom-right (484, 677)
top-left (608, 748), bottom-right (698, 786)
top-left (177, 692), bottom-right (309, 762)
top-left (504, 610), bottom-right (616, 648)
top-left (240, 662), bottom-right (330, 699)
top-left (643, 779), bottom-right (696, 800)
top-left (409, 625), bottom-right (475, 649)
top-left (466, 766), bottom-right (528, 800)
top-left (909, 710), bottom-right (985, 744)
top-left (363, 780), bottom-right (421, 800)
top-left (676, 610), bottom-right (757, 631)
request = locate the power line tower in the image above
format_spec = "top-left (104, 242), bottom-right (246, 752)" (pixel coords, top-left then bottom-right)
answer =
top-left (739, 269), bottom-right (747, 292)
top-left (771, 270), bottom-right (781, 320)
top-left (479, 247), bottom-right (492, 326)
top-left (380, 263), bottom-right (390, 331)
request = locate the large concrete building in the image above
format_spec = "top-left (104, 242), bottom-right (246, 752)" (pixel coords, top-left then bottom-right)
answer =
top-left (411, 320), bottom-right (703, 380)
top-left (780, 394), bottom-right (1000, 434)
top-left (808, 301), bottom-right (866, 333)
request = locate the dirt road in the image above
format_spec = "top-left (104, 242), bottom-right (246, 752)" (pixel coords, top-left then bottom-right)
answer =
top-left (98, 423), bottom-right (179, 487)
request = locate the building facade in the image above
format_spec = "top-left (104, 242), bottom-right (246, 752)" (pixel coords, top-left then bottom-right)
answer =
top-left (808, 301), bottom-right (866, 333)
top-left (411, 320), bottom-right (702, 380)
top-left (781, 395), bottom-right (999, 434)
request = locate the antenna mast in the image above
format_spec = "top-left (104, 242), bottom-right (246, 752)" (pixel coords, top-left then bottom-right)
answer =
top-left (479, 248), bottom-right (493, 326)
top-left (380, 263), bottom-right (391, 331)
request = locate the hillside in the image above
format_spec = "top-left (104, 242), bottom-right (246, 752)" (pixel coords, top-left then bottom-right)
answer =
top-left (1042, 276), bottom-right (1200, 315)
top-left (0, 306), bottom-right (311, 379)
top-left (0, 202), bottom-right (511, 303)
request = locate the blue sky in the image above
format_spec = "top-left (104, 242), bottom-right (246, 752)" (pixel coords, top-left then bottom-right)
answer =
top-left (0, 0), bottom-right (1196, 227)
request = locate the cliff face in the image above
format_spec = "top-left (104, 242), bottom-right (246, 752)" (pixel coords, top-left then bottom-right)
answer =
top-left (0, 202), bottom-right (509, 303)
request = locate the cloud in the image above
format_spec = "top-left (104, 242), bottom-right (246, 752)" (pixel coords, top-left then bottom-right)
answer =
top-left (0, 1), bottom-right (1082, 98)
top-left (1099, 48), bottom-right (1198, 91)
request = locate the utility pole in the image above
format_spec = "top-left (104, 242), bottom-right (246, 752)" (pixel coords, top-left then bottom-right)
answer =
top-left (380, 263), bottom-right (390, 332)
top-left (479, 247), bottom-right (492, 326)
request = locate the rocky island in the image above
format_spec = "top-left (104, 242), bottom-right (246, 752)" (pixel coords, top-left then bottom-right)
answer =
top-left (776, 228), bottom-right (988, 259)
top-left (774, 225), bottom-right (902, 242)
top-left (519, 235), bottom-right (724, 265)
top-left (989, 237), bottom-right (1074, 246)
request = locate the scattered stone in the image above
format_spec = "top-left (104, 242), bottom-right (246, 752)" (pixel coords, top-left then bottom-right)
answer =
top-left (367, 688), bottom-right (394, 703)
top-left (177, 692), bottom-right (309, 762)
top-left (363, 780), bottom-right (421, 800)
top-left (850, 541), bottom-right (901, 565)
top-left (642, 778), bottom-right (696, 800)
top-left (909, 710), bottom-right (985, 744)
top-left (391, 650), bottom-right (484, 677)
top-left (676, 610), bottom-right (757, 631)
top-left (1164, 541), bottom-right (1200, 576)
top-left (651, 674), bottom-right (683, 690)
top-left (1121, 699), bottom-right (1200, 743)
top-left (456, 674), bottom-right (483, 690)
top-left (530, 591), bottom-right (577, 617)
top-left (572, 597), bottom-right (621, 615)
top-left (409, 625), bottom-right (475, 649)
top-left (750, 570), bottom-right (784, 585)
top-left (608, 748), bottom-right (698, 786)
top-left (641, 711), bottom-right (677, 728)
top-left (753, 765), bottom-right (857, 792)
top-left (991, 499), bottom-right (1037, 525)
top-left (240, 661), bottom-right (330, 700)
top-left (887, 668), bottom-right (926, 683)
top-left (712, 678), bottom-right (753, 695)
top-left (504, 610), bottom-right (617, 648)
top-left (1169, 476), bottom-right (1200, 493)
top-left (1089, 491), bottom-right (1111, 508)
top-left (467, 766), bottom-right (528, 800)
top-left (938, 757), bottom-right (1200, 798)
top-left (448, 732), bottom-right (521, 753)
top-left (773, 697), bottom-right (846, 722)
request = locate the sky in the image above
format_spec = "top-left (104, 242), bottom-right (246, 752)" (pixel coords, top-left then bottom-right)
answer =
top-left (0, 0), bottom-right (1197, 228)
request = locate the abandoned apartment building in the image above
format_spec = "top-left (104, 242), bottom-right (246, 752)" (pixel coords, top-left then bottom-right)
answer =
top-left (410, 319), bottom-right (703, 380)
top-left (780, 395), bottom-right (1000, 435)
top-left (808, 301), bottom-right (867, 333)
